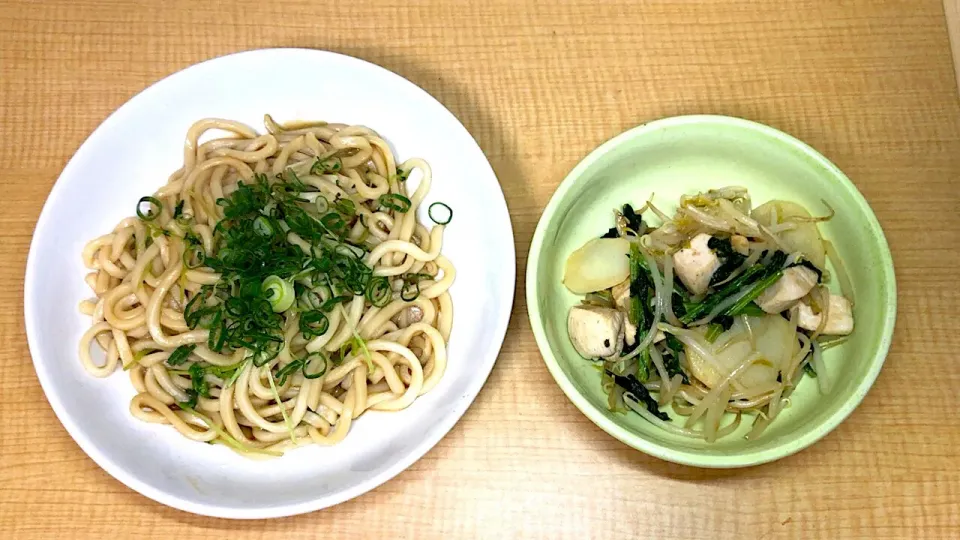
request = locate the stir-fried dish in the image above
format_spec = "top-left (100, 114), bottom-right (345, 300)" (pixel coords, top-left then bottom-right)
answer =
top-left (562, 187), bottom-right (854, 442)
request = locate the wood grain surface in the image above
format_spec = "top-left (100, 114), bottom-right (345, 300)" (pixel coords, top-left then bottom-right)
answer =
top-left (2, 1), bottom-right (959, 538)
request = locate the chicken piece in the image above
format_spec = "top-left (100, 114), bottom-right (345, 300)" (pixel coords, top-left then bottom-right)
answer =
top-left (797, 294), bottom-right (854, 335)
top-left (730, 234), bottom-right (750, 256)
top-left (624, 318), bottom-right (638, 346)
top-left (567, 305), bottom-right (624, 359)
top-left (673, 233), bottom-right (721, 295)
top-left (611, 279), bottom-right (630, 311)
top-left (755, 266), bottom-right (818, 313)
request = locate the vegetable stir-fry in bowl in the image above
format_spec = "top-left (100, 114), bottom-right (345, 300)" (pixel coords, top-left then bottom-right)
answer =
top-left (562, 187), bottom-right (854, 442)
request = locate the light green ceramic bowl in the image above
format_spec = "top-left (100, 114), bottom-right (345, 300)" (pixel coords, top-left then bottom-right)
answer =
top-left (526, 115), bottom-right (896, 468)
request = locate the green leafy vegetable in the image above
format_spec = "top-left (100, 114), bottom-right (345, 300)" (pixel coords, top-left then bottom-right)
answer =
top-left (621, 204), bottom-right (644, 233)
top-left (624, 243), bottom-right (651, 352)
top-left (680, 250), bottom-right (788, 324)
top-left (606, 370), bottom-right (668, 421)
top-left (707, 236), bottom-right (746, 286)
top-left (704, 323), bottom-right (724, 343)
top-left (189, 362), bottom-right (211, 399)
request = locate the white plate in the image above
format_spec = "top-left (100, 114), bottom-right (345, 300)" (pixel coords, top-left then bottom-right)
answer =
top-left (24, 48), bottom-right (515, 518)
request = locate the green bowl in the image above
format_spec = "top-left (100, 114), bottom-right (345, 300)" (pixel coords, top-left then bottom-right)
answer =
top-left (526, 115), bottom-right (896, 468)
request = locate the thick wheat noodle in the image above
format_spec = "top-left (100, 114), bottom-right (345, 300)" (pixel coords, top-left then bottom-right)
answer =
top-left (77, 116), bottom-right (455, 457)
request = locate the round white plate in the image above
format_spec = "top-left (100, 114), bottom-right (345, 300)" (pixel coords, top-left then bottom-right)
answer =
top-left (24, 48), bottom-right (515, 518)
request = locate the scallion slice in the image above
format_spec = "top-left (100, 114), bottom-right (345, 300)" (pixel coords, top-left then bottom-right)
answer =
top-left (137, 196), bottom-right (163, 221)
top-left (378, 193), bottom-right (412, 213)
top-left (262, 275), bottom-right (295, 312)
top-left (428, 202), bottom-right (452, 225)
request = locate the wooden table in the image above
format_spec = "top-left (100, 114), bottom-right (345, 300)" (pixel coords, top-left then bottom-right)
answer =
top-left (2, 1), bottom-right (959, 538)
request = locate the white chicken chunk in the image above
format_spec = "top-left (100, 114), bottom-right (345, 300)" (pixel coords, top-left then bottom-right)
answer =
top-left (730, 234), bottom-right (750, 256)
top-left (673, 233), bottom-right (721, 295)
top-left (798, 294), bottom-right (854, 335)
top-left (567, 305), bottom-right (624, 359)
top-left (611, 279), bottom-right (630, 311)
top-left (755, 266), bottom-right (818, 313)
top-left (624, 319), bottom-right (638, 346)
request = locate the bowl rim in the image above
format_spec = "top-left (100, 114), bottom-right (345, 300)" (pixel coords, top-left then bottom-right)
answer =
top-left (525, 114), bottom-right (897, 468)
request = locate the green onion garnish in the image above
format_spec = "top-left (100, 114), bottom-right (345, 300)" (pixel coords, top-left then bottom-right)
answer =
top-left (401, 280), bottom-right (420, 301)
top-left (428, 202), bottom-right (452, 225)
top-left (262, 275), bottom-right (294, 313)
top-left (253, 215), bottom-right (275, 236)
top-left (365, 276), bottom-right (392, 307)
top-left (136, 196), bottom-right (163, 221)
top-left (334, 198), bottom-right (356, 216)
top-left (378, 193), bottom-right (412, 213)
top-left (311, 156), bottom-right (342, 174)
top-left (299, 310), bottom-right (330, 338)
top-left (315, 195), bottom-right (329, 214)
top-left (301, 351), bottom-right (328, 379)
top-left (167, 344), bottom-right (196, 366)
top-left (183, 244), bottom-right (205, 269)
top-left (275, 359), bottom-right (304, 386)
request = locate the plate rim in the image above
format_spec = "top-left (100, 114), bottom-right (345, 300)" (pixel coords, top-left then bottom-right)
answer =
top-left (525, 114), bottom-right (897, 468)
top-left (23, 47), bottom-right (516, 518)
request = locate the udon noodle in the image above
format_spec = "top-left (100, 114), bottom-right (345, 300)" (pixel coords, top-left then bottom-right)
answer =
top-left (78, 116), bottom-right (455, 456)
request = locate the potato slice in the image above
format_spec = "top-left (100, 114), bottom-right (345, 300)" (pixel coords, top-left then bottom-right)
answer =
top-left (562, 237), bottom-right (631, 294)
top-left (752, 200), bottom-right (826, 269)
top-left (683, 315), bottom-right (794, 390)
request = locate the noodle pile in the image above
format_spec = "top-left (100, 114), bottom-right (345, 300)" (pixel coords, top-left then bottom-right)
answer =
top-left (78, 116), bottom-right (454, 456)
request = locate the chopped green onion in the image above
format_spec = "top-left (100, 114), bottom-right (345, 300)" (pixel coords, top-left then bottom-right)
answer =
top-left (378, 193), bottom-right (412, 213)
top-left (399, 273), bottom-right (429, 302)
top-left (275, 359), bottom-right (304, 386)
top-left (299, 310), bottom-right (330, 338)
top-left (207, 311), bottom-right (227, 351)
top-left (319, 212), bottom-right (347, 235)
top-left (315, 194), bottom-right (329, 214)
top-left (183, 244), bottom-right (205, 269)
top-left (400, 280), bottom-right (420, 301)
top-left (365, 276), bottom-right (391, 307)
top-left (334, 198), bottom-right (356, 216)
top-left (250, 334), bottom-right (283, 367)
top-left (167, 344), bottom-right (196, 366)
top-left (320, 295), bottom-right (352, 311)
top-left (189, 362), bottom-right (211, 398)
top-left (262, 275), bottom-right (295, 313)
top-left (136, 196), bottom-right (163, 221)
top-left (266, 369), bottom-right (297, 444)
top-left (312, 156), bottom-right (342, 174)
top-left (301, 351), bottom-right (328, 379)
top-left (351, 334), bottom-right (374, 373)
top-left (173, 200), bottom-right (185, 219)
top-left (178, 390), bottom-right (198, 410)
top-left (221, 359), bottom-right (249, 388)
top-left (124, 349), bottom-right (153, 371)
top-left (428, 202), bottom-right (452, 225)
top-left (253, 215), bottom-right (275, 236)
top-left (183, 406), bottom-right (282, 457)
